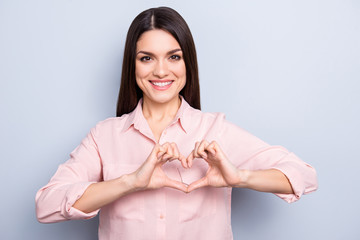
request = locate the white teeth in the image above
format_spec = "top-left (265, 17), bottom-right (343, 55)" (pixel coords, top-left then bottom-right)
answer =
top-left (152, 81), bottom-right (172, 87)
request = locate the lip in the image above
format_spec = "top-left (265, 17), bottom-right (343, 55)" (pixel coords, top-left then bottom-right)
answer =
top-left (149, 80), bottom-right (174, 91)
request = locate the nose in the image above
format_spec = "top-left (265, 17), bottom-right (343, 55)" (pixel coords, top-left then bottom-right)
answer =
top-left (153, 60), bottom-right (169, 78)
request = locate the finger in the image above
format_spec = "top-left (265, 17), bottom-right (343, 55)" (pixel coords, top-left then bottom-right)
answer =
top-left (179, 155), bottom-right (188, 169)
top-left (187, 177), bottom-right (209, 192)
top-left (148, 144), bottom-right (163, 162)
top-left (207, 141), bottom-right (229, 165)
top-left (170, 142), bottom-right (180, 161)
top-left (212, 141), bottom-right (225, 156)
top-left (157, 147), bottom-right (166, 159)
top-left (186, 142), bottom-right (201, 168)
top-left (165, 178), bottom-right (188, 193)
top-left (197, 140), bottom-right (209, 159)
top-left (192, 141), bottom-right (202, 158)
top-left (155, 143), bottom-right (168, 157)
top-left (171, 143), bottom-right (188, 168)
top-left (161, 143), bottom-right (173, 161)
top-left (205, 141), bottom-right (217, 155)
top-left (137, 144), bottom-right (162, 184)
top-left (186, 150), bottom-right (195, 168)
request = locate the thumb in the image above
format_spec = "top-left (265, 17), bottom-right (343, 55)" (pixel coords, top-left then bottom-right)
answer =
top-left (165, 178), bottom-right (188, 193)
top-left (187, 177), bottom-right (208, 192)
top-left (146, 144), bottom-right (164, 163)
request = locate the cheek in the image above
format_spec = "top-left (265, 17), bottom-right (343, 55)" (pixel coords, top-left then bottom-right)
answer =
top-left (173, 62), bottom-right (186, 77)
top-left (135, 63), bottom-right (152, 79)
top-left (135, 68), bottom-right (146, 90)
top-left (135, 78), bottom-right (142, 89)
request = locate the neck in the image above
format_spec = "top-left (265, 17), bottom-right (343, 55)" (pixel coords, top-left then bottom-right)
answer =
top-left (142, 96), bottom-right (181, 121)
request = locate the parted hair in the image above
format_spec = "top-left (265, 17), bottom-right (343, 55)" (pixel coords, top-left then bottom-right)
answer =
top-left (116, 6), bottom-right (201, 117)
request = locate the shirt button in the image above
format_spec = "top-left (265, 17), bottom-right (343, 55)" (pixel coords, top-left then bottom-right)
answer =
top-left (159, 214), bottom-right (165, 219)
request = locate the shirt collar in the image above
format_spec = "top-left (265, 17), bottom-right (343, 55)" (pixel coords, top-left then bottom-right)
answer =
top-left (122, 96), bottom-right (191, 133)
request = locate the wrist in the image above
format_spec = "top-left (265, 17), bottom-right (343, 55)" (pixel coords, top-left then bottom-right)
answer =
top-left (235, 169), bottom-right (252, 188)
top-left (116, 173), bottom-right (140, 195)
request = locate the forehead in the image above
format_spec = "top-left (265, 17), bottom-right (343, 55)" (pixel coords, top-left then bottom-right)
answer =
top-left (136, 29), bottom-right (181, 52)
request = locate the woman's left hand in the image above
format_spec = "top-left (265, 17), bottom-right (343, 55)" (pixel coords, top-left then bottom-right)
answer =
top-left (186, 140), bottom-right (249, 192)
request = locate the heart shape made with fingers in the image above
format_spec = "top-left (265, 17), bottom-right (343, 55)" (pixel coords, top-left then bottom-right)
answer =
top-left (157, 140), bottom-right (232, 192)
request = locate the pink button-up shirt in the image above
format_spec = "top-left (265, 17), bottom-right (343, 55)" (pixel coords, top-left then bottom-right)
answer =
top-left (36, 98), bottom-right (318, 240)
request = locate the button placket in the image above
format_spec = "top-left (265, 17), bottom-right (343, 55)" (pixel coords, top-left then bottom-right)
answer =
top-left (159, 129), bottom-right (168, 144)
top-left (156, 190), bottom-right (166, 239)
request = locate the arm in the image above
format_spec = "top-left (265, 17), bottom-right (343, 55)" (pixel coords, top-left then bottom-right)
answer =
top-left (237, 169), bottom-right (293, 194)
top-left (72, 142), bottom-right (188, 213)
top-left (36, 135), bottom-right (188, 221)
top-left (36, 127), bottom-right (103, 223)
top-left (71, 175), bottom-right (135, 214)
top-left (187, 140), bottom-right (293, 194)
top-left (187, 139), bottom-right (317, 202)
top-left (222, 116), bottom-right (317, 202)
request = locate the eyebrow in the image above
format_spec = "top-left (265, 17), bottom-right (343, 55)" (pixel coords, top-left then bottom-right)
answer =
top-left (136, 48), bottom-right (182, 56)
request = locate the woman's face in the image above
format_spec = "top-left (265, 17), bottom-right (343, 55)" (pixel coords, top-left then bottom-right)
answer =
top-left (135, 29), bottom-right (186, 105)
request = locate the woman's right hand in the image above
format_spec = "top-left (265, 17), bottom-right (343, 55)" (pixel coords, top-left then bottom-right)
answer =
top-left (129, 142), bottom-right (189, 193)
top-left (73, 142), bottom-right (188, 213)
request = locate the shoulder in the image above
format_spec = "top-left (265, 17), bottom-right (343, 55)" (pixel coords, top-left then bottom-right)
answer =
top-left (186, 107), bottom-right (258, 139)
top-left (186, 107), bottom-right (225, 122)
top-left (183, 107), bottom-right (228, 133)
top-left (96, 115), bottom-right (128, 128)
top-left (90, 114), bottom-right (132, 137)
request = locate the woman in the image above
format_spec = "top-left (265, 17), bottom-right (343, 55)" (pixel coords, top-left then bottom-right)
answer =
top-left (36, 7), bottom-right (318, 240)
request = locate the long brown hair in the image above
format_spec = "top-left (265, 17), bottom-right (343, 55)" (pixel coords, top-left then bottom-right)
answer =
top-left (116, 7), bottom-right (200, 117)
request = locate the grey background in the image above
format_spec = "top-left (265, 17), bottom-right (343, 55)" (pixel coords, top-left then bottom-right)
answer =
top-left (1, 0), bottom-right (359, 239)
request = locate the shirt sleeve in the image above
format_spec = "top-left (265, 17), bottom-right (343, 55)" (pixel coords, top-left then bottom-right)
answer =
top-left (215, 114), bottom-right (318, 203)
top-left (35, 126), bottom-right (103, 223)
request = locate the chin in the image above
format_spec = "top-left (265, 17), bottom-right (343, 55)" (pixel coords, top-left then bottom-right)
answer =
top-left (148, 93), bottom-right (179, 104)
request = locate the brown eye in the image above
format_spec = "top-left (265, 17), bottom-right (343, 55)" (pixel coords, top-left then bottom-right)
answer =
top-left (140, 56), bottom-right (151, 62)
top-left (169, 55), bottom-right (181, 60)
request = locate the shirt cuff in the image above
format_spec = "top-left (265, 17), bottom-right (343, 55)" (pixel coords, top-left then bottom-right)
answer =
top-left (271, 159), bottom-right (305, 203)
top-left (61, 182), bottom-right (99, 220)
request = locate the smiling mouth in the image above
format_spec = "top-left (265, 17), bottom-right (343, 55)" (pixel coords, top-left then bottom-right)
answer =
top-left (150, 80), bottom-right (173, 87)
